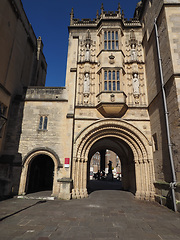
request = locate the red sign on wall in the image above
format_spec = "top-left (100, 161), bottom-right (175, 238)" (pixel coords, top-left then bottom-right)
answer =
top-left (64, 158), bottom-right (70, 167)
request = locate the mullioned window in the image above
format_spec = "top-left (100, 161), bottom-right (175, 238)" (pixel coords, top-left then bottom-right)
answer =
top-left (104, 31), bottom-right (119, 50)
top-left (104, 70), bottom-right (120, 91)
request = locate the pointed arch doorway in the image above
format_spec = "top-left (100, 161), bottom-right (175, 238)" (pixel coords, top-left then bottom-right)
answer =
top-left (72, 119), bottom-right (155, 201)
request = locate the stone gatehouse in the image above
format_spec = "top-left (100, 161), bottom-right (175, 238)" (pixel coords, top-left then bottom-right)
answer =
top-left (1, 0), bottom-right (180, 211)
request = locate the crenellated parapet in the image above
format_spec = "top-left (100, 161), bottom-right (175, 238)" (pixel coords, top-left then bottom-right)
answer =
top-left (69, 3), bottom-right (141, 28)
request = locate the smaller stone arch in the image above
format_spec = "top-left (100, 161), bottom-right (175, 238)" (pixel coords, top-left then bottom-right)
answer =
top-left (18, 148), bottom-right (62, 197)
top-left (22, 147), bottom-right (62, 169)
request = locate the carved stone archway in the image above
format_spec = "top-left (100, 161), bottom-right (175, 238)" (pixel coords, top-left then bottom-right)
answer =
top-left (18, 149), bottom-right (60, 197)
top-left (72, 119), bottom-right (155, 201)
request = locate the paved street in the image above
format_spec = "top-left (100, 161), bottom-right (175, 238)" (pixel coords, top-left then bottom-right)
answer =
top-left (0, 180), bottom-right (180, 240)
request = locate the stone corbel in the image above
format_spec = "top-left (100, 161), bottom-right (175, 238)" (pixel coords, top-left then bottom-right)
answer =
top-left (133, 94), bottom-right (140, 104)
top-left (109, 54), bottom-right (115, 64)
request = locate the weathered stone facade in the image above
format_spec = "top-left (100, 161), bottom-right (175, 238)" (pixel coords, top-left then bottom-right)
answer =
top-left (140, 0), bottom-right (180, 210)
top-left (0, 0), bottom-right (47, 198)
top-left (1, 0), bottom-right (180, 211)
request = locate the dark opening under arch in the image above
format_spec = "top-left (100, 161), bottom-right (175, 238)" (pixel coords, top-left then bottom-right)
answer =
top-left (27, 154), bottom-right (54, 193)
top-left (87, 137), bottom-right (136, 194)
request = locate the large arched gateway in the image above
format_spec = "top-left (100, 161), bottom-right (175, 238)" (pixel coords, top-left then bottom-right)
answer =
top-left (72, 119), bottom-right (155, 201)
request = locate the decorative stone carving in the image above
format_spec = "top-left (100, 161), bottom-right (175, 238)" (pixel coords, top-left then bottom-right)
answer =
top-left (83, 72), bottom-right (90, 104)
top-left (110, 94), bottom-right (115, 102)
top-left (84, 72), bottom-right (90, 94)
top-left (128, 30), bottom-right (138, 63)
top-left (84, 30), bottom-right (92, 62)
top-left (109, 54), bottom-right (115, 64)
top-left (134, 1), bottom-right (143, 19)
top-left (132, 73), bottom-right (140, 104)
top-left (131, 44), bottom-right (137, 61)
top-left (85, 43), bottom-right (90, 61)
top-left (132, 73), bottom-right (140, 95)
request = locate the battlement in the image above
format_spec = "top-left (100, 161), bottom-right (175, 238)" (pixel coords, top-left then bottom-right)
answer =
top-left (69, 3), bottom-right (141, 28)
top-left (72, 18), bottom-right (97, 26)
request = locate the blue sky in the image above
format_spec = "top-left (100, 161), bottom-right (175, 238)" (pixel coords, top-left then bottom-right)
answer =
top-left (21, 0), bottom-right (138, 87)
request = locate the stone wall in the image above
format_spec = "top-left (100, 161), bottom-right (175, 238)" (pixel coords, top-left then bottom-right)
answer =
top-left (18, 87), bottom-right (69, 163)
top-left (141, 0), bottom-right (180, 207)
top-left (0, 0), bottom-right (47, 198)
top-left (17, 87), bottom-right (74, 197)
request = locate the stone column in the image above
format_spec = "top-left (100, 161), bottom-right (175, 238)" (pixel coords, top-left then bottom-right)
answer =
top-left (143, 160), bottom-right (149, 200)
top-left (100, 150), bottom-right (106, 171)
top-left (140, 160), bottom-right (146, 199)
top-left (76, 158), bottom-right (81, 198)
top-left (52, 168), bottom-right (58, 196)
top-left (72, 158), bottom-right (80, 199)
top-left (18, 165), bottom-right (28, 195)
top-left (135, 160), bottom-right (142, 199)
top-left (79, 158), bottom-right (84, 198)
top-left (82, 159), bottom-right (88, 197)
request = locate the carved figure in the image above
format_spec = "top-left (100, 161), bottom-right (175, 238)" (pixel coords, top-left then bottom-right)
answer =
top-left (131, 44), bottom-right (137, 61)
top-left (132, 73), bottom-right (140, 94)
top-left (84, 72), bottom-right (90, 93)
top-left (134, 0), bottom-right (142, 19)
top-left (85, 44), bottom-right (90, 61)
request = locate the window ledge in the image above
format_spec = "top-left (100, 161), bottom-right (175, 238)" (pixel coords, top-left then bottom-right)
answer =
top-left (37, 129), bottom-right (48, 132)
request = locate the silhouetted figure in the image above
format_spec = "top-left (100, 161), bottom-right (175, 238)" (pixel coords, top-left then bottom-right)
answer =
top-left (108, 161), bottom-right (112, 174)
top-left (97, 170), bottom-right (100, 180)
top-left (107, 160), bottom-right (113, 181)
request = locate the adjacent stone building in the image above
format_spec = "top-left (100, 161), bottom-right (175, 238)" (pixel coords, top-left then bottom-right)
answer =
top-left (0, 0), bottom-right (47, 198)
top-left (1, 0), bottom-right (180, 211)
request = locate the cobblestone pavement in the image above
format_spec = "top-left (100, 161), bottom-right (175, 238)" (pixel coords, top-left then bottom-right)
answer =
top-left (0, 180), bottom-right (180, 240)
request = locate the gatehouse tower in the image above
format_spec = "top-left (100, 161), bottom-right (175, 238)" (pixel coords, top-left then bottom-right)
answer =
top-left (1, 0), bottom-right (180, 211)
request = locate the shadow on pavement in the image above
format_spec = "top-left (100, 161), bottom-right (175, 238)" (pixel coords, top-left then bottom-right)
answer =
top-left (87, 179), bottom-right (123, 194)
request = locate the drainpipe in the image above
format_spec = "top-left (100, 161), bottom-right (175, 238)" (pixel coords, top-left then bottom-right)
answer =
top-left (154, 18), bottom-right (177, 212)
